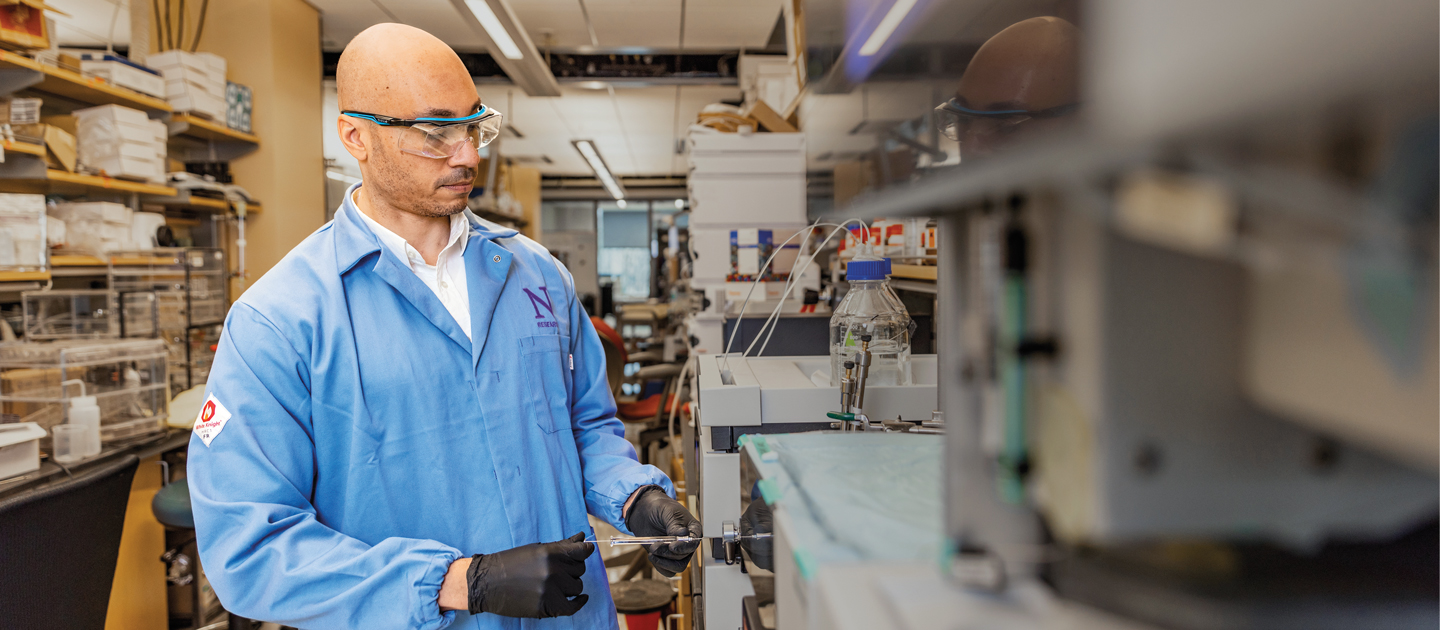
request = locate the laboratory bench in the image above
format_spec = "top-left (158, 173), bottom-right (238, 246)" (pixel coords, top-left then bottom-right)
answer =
top-left (0, 427), bottom-right (189, 499)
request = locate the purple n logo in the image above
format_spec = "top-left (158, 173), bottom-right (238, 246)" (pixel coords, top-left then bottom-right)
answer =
top-left (522, 287), bottom-right (555, 319)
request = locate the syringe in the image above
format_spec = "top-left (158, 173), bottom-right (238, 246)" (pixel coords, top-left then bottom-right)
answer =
top-left (584, 533), bottom-right (773, 545)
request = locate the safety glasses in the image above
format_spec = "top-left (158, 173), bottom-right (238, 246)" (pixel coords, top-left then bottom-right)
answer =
top-left (934, 99), bottom-right (1077, 142)
top-left (342, 106), bottom-right (504, 159)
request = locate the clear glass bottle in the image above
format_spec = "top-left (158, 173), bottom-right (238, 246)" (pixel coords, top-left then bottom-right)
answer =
top-left (829, 257), bottom-right (913, 387)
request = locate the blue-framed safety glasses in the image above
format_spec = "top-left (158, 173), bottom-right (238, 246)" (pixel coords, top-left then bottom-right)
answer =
top-left (342, 106), bottom-right (504, 159)
top-left (933, 98), bottom-right (1077, 141)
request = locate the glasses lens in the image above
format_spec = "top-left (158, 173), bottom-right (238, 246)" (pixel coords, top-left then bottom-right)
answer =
top-left (395, 125), bottom-right (449, 159)
top-left (394, 110), bottom-right (504, 158)
top-left (476, 110), bottom-right (503, 147)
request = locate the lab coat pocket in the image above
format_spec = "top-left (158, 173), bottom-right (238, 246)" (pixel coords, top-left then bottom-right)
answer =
top-left (520, 334), bottom-right (572, 434)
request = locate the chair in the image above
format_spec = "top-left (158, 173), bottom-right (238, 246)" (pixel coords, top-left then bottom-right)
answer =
top-left (153, 465), bottom-right (259, 630)
top-left (0, 454), bottom-right (139, 630)
top-left (594, 317), bottom-right (681, 423)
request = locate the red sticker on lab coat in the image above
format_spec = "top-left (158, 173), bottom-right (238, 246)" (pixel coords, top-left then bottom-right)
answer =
top-left (193, 394), bottom-right (232, 447)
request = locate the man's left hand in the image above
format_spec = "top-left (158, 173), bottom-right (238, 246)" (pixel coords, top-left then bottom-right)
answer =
top-left (624, 485), bottom-right (702, 577)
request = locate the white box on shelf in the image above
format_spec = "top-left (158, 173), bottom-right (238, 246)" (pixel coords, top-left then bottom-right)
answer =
top-left (147, 50), bottom-right (212, 76)
top-left (50, 201), bottom-right (130, 225)
top-left (0, 193), bottom-right (45, 217)
top-left (87, 155), bottom-right (164, 183)
top-left (688, 132), bottom-right (805, 153)
top-left (169, 91), bottom-right (226, 120)
top-left (80, 60), bottom-right (166, 98)
top-left (72, 103), bottom-right (152, 127)
top-left (688, 174), bottom-right (806, 227)
top-left (0, 422), bottom-right (45, 481)
top-left (195, 52), bottom-right (226, 79)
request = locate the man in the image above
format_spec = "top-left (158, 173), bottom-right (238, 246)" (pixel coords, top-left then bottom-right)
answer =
top-left (186, 24), bottom-right (700, 629)
top-left (935, 16), bottom-right (1081, 160)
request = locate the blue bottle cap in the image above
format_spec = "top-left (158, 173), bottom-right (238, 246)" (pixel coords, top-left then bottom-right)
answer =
top-left (846, 258), bottom-right (891, 281)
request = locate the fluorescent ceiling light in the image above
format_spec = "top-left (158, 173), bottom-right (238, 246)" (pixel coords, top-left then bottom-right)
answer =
top-left (858, 0), bottom-right (919, 57)
top-left (616, 199), bottom-right (628, 208)
top-left (464, 0), bottom-right (524, 59)
top-left (573, 140), bottom-right (626, 200)
top-left (674, 199), bottom-right (685, 209)
top-left (326, 171), bottom-right (361, 184)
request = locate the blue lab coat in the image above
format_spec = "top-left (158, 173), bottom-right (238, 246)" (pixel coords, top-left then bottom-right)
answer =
top-left (186, 184), bottom-right (672, 629)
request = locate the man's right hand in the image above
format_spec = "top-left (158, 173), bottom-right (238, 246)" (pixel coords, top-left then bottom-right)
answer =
top-left (465, 532), bottom-right (595, 618)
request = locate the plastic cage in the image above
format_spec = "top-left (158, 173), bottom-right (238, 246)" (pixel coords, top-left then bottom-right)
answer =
top-left (0, 339), bottom-right (169, 446)
top-left (22, 290), bottom-right (160, 340)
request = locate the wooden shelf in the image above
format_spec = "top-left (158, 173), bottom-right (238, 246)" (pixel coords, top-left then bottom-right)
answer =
top-left (168, 114), bottom-right (259, 145)
top-left (891, 264), bottom-right (937, 280)
top-left (0, 270), bottom-right (49, 281)
top-left (2, 139), bottom-right (44, 158)
top-left (0, 170), bottom-right (179, 196)
top-left (0, 50), bottom-right (172, 112)
top-left (49, 255), bottom-right (105, 267)
top-left (150, 194), bottom-right (228, 211)
top-left (51, 254), bottom-right (179, 268)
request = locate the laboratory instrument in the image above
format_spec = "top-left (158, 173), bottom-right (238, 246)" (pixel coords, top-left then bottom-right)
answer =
top-left (599, 533), bottom-right (772, 546)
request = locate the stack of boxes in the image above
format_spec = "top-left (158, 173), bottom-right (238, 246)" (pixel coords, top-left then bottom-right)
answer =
top-left (685, 130), bottom-right (809, 352)
top-left (147, 51), bottom-right (227, 121)
top-left (0, 193), bottom-right (47, 270)
top-left (76, 53), bottom-right (166, 99)
top-left (73, 104), bottom-right (168, 183)
top-left (49, 201), bottom-right (132, 256)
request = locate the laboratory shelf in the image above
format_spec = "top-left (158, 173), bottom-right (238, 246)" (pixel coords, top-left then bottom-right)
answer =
top-left (0, 170), bottom-right (179, 196)
top-left (2, 139), bottom-right (45, 158)
top-left (0, 270), bottom-right (49, 282)
top-left (891, 264), bottom-right (937, 281)
top-left (165, 113), bottom-right (260, 162)
top-left (0, 50), bottom-right (172, 112)
top-left (167, 113), bottom-right (260, 145)
top-left (146, 191), bottom-right (230, 212)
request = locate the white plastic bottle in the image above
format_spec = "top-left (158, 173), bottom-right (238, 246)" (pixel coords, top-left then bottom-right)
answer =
top-left (829, 255), bottom-right (913, 387)
top-left (68, 394), bottom-right (102, 458)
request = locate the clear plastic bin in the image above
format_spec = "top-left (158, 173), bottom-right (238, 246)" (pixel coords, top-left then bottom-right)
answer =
top-left (109, 247), bottom-right (228, 329)
top-left (24, 290), bottom-right (162, 340)
top-left (0, 339), bottom-right (169, 446)
top-left (23, 290), bottom-right (119, 340)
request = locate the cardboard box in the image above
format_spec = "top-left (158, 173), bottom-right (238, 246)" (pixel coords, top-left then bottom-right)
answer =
top-left (0, 97), bottom-right (40, 124)
top-left (14, 123), bottom-right (76, 172)
top-left (0, 1), bottom-right (49, 51)
top-left (745, 99), bottom-right (797, 133)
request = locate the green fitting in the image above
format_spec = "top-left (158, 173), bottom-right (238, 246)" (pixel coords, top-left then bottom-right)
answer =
top-left (757, 478), bottom-right (782, 504)
top-left (826, 411), bottom-right (855, 421)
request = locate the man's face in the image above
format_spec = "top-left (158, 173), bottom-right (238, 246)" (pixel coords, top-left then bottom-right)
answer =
top-left (950, 17), bottom-right (1080, 160)
top-left (362, 95), bottom-right (483, 217)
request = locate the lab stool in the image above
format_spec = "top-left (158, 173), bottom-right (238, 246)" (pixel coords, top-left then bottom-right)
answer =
top-left (611, 578), bottom-right (678, 630)
top-left (152, 464), bottom-right (261, 630)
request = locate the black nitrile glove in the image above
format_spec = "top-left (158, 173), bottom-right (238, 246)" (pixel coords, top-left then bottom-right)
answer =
top-left (740, 493), bottom-right (774, 572)
top-left (466, 532), bottom-right (595, 618)
top-left (625, 485), bottom-right (702, 577)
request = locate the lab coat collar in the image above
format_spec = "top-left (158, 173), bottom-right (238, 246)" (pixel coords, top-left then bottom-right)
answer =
top-left (333, 182), bottom-right (519, 275)
top-left (333, 182), bottom-right (523, 360)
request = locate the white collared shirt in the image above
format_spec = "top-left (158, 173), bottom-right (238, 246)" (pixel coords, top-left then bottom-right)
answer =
top-left (355, 200), bottom-right (473, 339)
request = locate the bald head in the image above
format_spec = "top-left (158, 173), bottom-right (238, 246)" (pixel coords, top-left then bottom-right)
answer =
top-left (337, 23), bottom-right (480, 119)
top-left (957, 16), bottom-right (1080, 113)
top-left (336, 24), bottom-right (484, 219)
